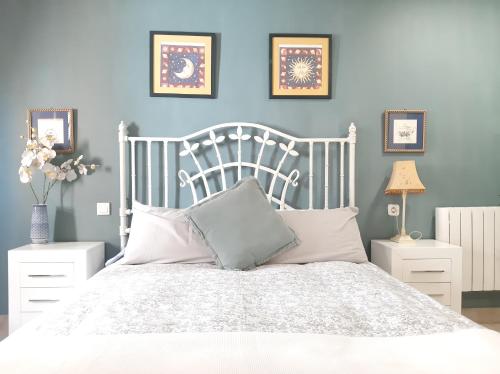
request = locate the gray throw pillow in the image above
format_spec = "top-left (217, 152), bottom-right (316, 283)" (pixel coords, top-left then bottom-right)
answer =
top-left (184, 177), bottom-right (299, 270)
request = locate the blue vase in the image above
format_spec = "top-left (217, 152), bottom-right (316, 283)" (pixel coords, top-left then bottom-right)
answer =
top-left (30, 204), bottom-right (49, 244)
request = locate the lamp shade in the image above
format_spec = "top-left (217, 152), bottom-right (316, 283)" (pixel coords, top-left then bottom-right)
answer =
top-left (385, 160), bottom-right (425, 195)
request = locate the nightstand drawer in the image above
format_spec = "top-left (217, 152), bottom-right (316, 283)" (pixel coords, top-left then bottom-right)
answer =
top-left (20, 262), bottom-right (75, 287)
top-left (9, 242), bottom-right (104, 333)
top-left (402, 259), bottom-right (451, 282)
top-left (21, 288), bottom-right (71, 312)
top-left (371, 240), bottom-right (462, 313)
top-left (21, 312), bottom-right (41, 325)
top-left (407, 282), bottom-right (451, 305)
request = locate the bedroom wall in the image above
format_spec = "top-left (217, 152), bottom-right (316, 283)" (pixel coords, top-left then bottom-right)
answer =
top-left (0, 0), bottom-right (499, 314)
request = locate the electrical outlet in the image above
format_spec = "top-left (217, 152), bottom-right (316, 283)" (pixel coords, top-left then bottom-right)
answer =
top-left (97, 202), bottom-right (111, 216)
top-left (388, 204), bottom-right (400, 217)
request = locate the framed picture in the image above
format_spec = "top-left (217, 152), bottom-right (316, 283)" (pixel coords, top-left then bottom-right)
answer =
top-left (28, 108), bottom-right (74, 154)
top-left (269, 33), bottom-right (332, 99)
top-left (384, 110), bottom-right (427, 153)
top-left (150, 31), bottom-right (216, 98)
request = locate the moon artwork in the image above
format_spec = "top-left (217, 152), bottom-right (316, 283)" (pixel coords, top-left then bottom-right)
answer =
top-left (279, 46), bottom-right (322, 90)
top-left (160, 44), bottom-right (205, 88)
top-left (174, 58), bottom-right (195, 79)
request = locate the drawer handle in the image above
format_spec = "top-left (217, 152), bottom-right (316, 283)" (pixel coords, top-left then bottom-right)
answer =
top-left (28, 299), bottom-right (59, 303)
top-left (411, 270), bottom-right (445, 273)
top-left (28, 274), bottom-right (66, 278)
top-left (428, 293), bottom-right (444, 297)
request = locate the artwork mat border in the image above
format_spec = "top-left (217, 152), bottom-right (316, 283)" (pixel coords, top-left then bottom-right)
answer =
top-left (27, 108), bottom-right (75, 154)
top-left (384, 109), bottom-right (427, 153)
top-left (150, 31), bottom-right (216, 98)
top-left (269, 33), bottom-right (332, 99)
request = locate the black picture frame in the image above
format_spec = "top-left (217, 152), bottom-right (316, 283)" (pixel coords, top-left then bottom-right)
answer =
top-left (150, 31), bottom-right (216, 98)
top-left (269, 33), bottom-right (332, 99)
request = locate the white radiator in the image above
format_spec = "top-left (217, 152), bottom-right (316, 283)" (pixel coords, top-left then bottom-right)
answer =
top-left (436, 207), bottom-right (500, 292)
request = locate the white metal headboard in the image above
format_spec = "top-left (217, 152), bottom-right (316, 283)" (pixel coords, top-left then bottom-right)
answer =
top-left (118, 121), bottom-right (357, 249)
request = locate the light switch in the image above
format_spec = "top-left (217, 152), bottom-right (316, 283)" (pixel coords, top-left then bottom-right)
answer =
top-left (97, 202), bottom-right (111, 216)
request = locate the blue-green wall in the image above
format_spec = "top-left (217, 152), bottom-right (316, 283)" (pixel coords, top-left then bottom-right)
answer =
top-left (1, 0), bottom-right (499, 314)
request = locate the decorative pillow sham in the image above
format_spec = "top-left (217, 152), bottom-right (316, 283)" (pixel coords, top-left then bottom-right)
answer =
top-left (121, 202), bottom-right (214, 265)
top-left (184, 177), bottom-right (299, 270)
top-left (266, 207), bottom-right (368, 264)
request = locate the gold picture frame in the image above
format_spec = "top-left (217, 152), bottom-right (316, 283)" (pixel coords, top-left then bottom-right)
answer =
top-left (27, 108), bottom-right (75, 154)
top-left (384, 109), bottom-right (426, 153)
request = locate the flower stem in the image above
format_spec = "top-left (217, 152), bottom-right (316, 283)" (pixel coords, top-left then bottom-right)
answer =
top-left (42, 175), bottom-right (46, 200)
top-left (43, 180), bottom-right (57, 203)
top-left (29, 182), bottom-right (40, 204)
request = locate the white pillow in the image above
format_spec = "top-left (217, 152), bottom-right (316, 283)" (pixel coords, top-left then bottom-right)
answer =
top-left (266, 207), bottom-right (368, 264)
top-left (121, 202), bottom-right (214, 265)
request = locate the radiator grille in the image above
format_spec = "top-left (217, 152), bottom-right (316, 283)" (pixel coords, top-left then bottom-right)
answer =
top-left (436, 207), bottom-right (500, 291)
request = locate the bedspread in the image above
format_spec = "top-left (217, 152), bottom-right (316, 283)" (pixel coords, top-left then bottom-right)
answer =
top-left (19, 261), bottom-right (475, 337)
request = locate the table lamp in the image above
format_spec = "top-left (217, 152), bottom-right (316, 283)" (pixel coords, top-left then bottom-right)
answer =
top-left (385, 160), bottom-right (425, 243)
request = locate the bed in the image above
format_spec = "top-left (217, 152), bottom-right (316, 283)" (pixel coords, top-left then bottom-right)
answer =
top-left (1, 122), bottom-right (499, 373)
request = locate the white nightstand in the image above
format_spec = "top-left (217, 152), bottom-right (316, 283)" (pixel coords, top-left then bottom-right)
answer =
top-left (371, 239), bottom-right (463, 313)
top-left (8, 242), bottom-right (104, 333)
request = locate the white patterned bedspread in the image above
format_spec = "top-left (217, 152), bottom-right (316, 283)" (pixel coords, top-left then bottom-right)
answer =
top-left (18, 261), bottom-right (475, 337)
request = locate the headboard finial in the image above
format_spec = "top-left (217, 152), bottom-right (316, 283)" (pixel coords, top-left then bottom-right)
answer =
top-left (118, 121), bottom-right (128, 142)
top-left (348, 122), bottom-right (357, 143)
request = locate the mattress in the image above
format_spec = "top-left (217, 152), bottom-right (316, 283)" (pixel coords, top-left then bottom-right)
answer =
top-left (17, 261), bottom-right (474, 337)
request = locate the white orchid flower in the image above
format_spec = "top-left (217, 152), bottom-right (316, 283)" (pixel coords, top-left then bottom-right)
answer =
top-left (41, 163), bottom-right (58, 180)
top-left (77, 164), bottom-right (88, 175)
top-left (37, 148), bottom-right (56, 165)
top-left (32, 157), bottom-right (41, 169)
top-left (65, 169), bottom-right (77, 182)
top-left (39, 135), bottom-right (56, 148)
top-left (26, 139), bottom-right (38, 150)
top-left (18, 166), bottom-right (32, 183)
top-left (56, 167), bottom-right (66, 181)
top-left (60, 159), bottom-right (73, 170)
top-left (47, 148), bottom-right (56, 159)
top-left (74, 155), bottom-right (83, 165)
top-left (21, 150), bottom-right (36, 167)
top-left (19, 126), bottom-right (96, 203)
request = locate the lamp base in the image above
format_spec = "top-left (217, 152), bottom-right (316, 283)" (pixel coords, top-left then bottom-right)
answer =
top-left (390, 234), bottom-right (415, 244)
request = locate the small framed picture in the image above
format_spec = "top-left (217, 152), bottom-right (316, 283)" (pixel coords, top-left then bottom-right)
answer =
top-left (28, 108), bottom-right (74, 154)
top-left (150, 31), bottom-right (216, 98)
top-left (384, 110), bottom-right (427, 153)
top-left (269, 33), bottom-right (332, 99)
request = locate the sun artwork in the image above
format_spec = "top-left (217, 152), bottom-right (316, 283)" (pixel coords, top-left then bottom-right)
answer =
top-left (279, 46), bottom-right (322, 90)
top-left (289, 57), bottom-right (314, 84)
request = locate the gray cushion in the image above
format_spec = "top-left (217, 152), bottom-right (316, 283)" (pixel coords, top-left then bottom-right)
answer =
top-left (184, 177), bottom-right (299, 270)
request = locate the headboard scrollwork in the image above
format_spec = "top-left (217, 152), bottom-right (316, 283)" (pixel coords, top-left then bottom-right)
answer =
top-left (118, 121), bottom-right (356, 249)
